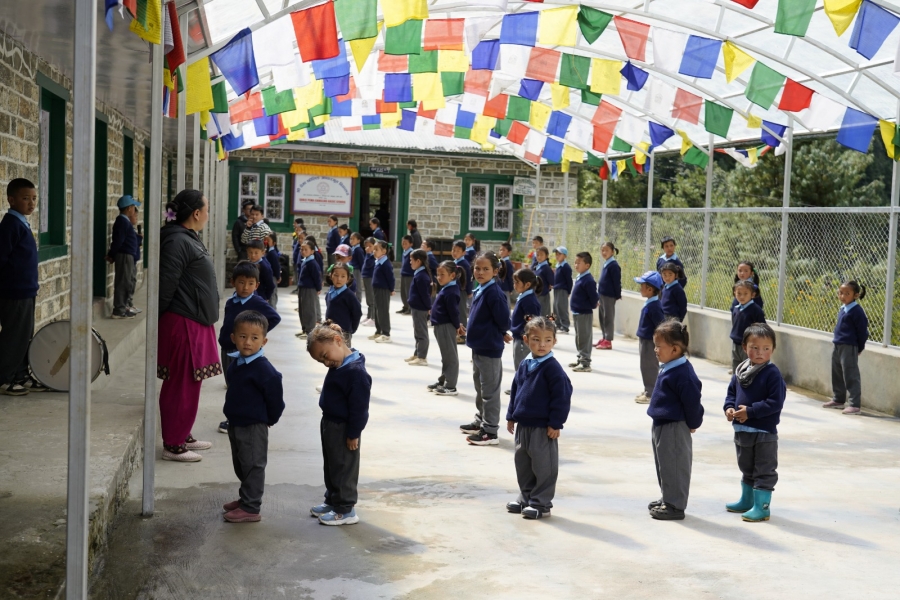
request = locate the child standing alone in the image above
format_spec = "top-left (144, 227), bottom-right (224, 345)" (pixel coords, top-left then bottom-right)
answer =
top-left (506, 316), bottom-right (572, 520)
top-left (569, 252), bottom-right (599, 373)
top-left (552, 247), bottom-right (572, 334)
top-left (822, 281), bottom-right (869, 415)
top-left (405, 249), bottom-right (432, 366)
top-left (428, 261), bottom-right (463, 396)
top-left (634, 271), bottom-right (664, 404)
top-left (595, 242), bottom-right (621, 350)
top-left (107, 195), bottom-right (143, 319)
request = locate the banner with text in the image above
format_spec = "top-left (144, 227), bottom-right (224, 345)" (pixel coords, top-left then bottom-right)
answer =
top-left (292, 174), bottom-right (354, 215)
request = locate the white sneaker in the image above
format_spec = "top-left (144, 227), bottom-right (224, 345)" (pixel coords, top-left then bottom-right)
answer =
top-left (409, 357), bottom-right (428, 366)
top-left (635, 393), bottom-right (650, 404)
top-left (367, 333), bottom-right (380, 340)
top-left (404, 355), bottom-right (418, 362)
top-left (315, 386), bottom-right (322, 393)
top-left (375, 335), bottom-right (392, 344)
top-left (363, 319), bottom-right (375, 327)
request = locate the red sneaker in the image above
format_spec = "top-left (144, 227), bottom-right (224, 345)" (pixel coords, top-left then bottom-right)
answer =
top-left (593, 339), bottom-right (604, 348)
top-left (223, 500), bottom-right (241, 512)
top-left (599, 340), bottom-right (613, 350)
top-left (224, 508), bottom-right (261, 523)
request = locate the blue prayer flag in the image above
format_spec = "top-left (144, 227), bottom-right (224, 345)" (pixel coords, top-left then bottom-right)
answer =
top-left (362, 115), bottom-right (381, 126)
top-left (221, 131), bottom-right (245, 152)
top-left (308, 127), bottom-right (326, 139)
top-left (456, 109), bottom-right (477, 129)
top-left (400, 110), bottom-right (417, 131)
top-left (312, 40), bottom-right (350, 80)
top-left (500, 13), bottom-right (539, 46)
top-left (210, 28), bottom-right (259, 97)
top-left (621, 62), bottom-right (649, 91)
top-left (472, 40), bottom-right (500, 70)
top-left (761, 120), bottom-right (787, 147)
top-left (678, 35), bottom-right (722, 80)
top-left (546, 111), bottom-right (572, 138)
top-left (518, 79), bottom-right (544, 101)
top-left (836, 107), bottom-right (878, 153)
top-left (609, 160), bottom-right (618, 181)
top-left (384, 73), bottom-right (413, 103)
top-left (490, 130), bottom-right (501, 139)
top-left (253, 115), bottom-right (279, 136)
top-left (649, 122), bottom-right (675, 148)
top-left (324, 75), bottom-right (350, 98)
top-left (105, 0), bottom-right (118, 31)
top-left (849, 0), bottom-right (900, 60)
top-left (543, 138), bottom-right (564, 163)
top-left (332, 99), bottom-right (353, 117)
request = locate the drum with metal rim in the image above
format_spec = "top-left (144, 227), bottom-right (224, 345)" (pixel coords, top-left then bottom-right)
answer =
top-left (27, 320), bottom-right (110, 392)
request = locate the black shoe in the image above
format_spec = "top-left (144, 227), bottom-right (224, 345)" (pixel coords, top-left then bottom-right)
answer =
top-left (459, 421), bottom-right (481, 434)
top-left (19, 378), bottom-right (50, 392)
top-left (395, 309), bottom-right (406, 314)
top-left (427, 381), bottom-right (442, 393)
top-left (522, 506), bottom-right (550, 519)
top-left (466, 429), bottom-right (499, 446)
top-left (650, 504), bottom-right (685, 520)
top-left (111, 310), bottom-right (134, 319)
top-left (218, 420), bottom-right (229, 434)
top-left (648, 499), bottom-right (663, 510)
top-left (506, 501), bottom-right (523, 514)
top-left (434, 386), bottom-right (458, 396)
top-left (504, 389), bottom-right (511, 395)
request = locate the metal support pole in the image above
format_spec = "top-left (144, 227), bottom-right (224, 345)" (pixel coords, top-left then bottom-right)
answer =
top-left (176, 11), bottom-right (188, 191)
top-left (534, 164), bottom-right (541, 210)
top-left (216, 159), bottom-right (228, 295)
top-left (203, 140), bottom-right (211, 247)
top-left (699, 134), bottom-right (714, 308)
top-left (142, 6), bottom-right (165, 517)
top-left (644, 155), bottom-right (655, 271)
top-left (562, 170), bottom-right (570, 246)
top-left (66, 1), bottom-right (97, 596)
top-left (209, 150), bottom-right (217, 261)
top-left (600, 178), bottom-right (608, 244)
top-left (882, 104), bottom-right (900, 346)
top-left (776, 116), bottom-right (794, 326)
top-left (192, 115), bottom-right (201, 191)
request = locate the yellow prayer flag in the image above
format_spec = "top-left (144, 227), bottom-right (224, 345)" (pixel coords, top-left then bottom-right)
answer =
top-left (590, 59), bottom-right (622, 96)
top-left (438, 50), bottom-right (469, 72)
top-left (475, 115), bottom-right (497, 130)
top-left (294, 80), bottom-right (324, 111)
top-left (616, 159), bottom-right (627, 174)
top-left (481, 142), bottom-right (496, 152)
top-left (562, 159), bottom-right (571, 173)
top-left (723, 42), bottom-right (755, 84)
top-left (381, 0), bottom-right (427, 28)
top-left (471, 125), bottom-right (490, 144)
top-left (746, 114), bottom-right (762, 129)
top-left (824, 0), bottom-right (862, 37)
top-left (538, 5), bottom-right (579, 47)
top-left (349, 24), bottom-right (382, 72)
top-left (287, 128), bottom-right (307, 142)
top-left (313, 114), bottom-right (330, 126)
top-left (550, 84), bottom-right (570, 110)
top-left (634, 141), bottom-right (650, 165)
top-left (186, 58), bottom-right (215, 115)
top-left (382, 111), bottom-right (402, 128)
top-left (217, 141), bottom-right (225, 160)
top-left (281, 108), bottom-right (309, 130)
top-left (130, 0), bottom-right (162, 45)
top-left (529, 103), bottom-right (552, 131)
top-left (879, 119), bottom-right (896, 159)
top-left (412, 73), bottom-right (444, 102)
top-left (563, 145), bottom-right (584, 163)
top-left (163, 68), bottom-right (174, 91)
top-left (676, 129), bottom-right (693, 156)
top-left (422, 97), bottom-right (446, 110)
top-left (748, 147), bottom-right (759, 165)
top-left (199, 110), bottom-right (210, 131)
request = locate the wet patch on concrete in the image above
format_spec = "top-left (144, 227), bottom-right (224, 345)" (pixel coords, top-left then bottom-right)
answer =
top-left (0, 495), bottom-right (67, 599)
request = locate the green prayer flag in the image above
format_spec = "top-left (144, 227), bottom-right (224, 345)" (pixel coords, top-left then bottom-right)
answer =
top-left (409, 51), bottom-right (439, 73)
top-left (745, 62), bottom-right (786, 110)
top-left (611, 136), bottom-right (632, 153)
top-left (704, 101), bottom-right (733, 138)
top-left (261, 86), bottom-right (296, 116)
top-left (399, 101), bottom-right (418, 109)
top-left (270, 138), bottom-right (288, 146)
top-left (441, 72), bottom-right (464, 96)
top-left (454, 126), bottom-right (472, 139)
top-left (581, 89), bottom-right (602, 106)
top-left (775, 0), bottom-right (816, 37)
top-left (363, 122), bottom-right (381, 130)
top-left (586, 153), bottom-right (604, 167)
top-left (334, 0), bottom-right (378, 41)
top-left (894, 125), bottom-right (900, 162)
top-left (308, 97), bottom-right (333, 121)
top-left (507, 96), bottom-right (532, 121)
top-left (494, 118), bottom-right (514, 137)
top-left (176, 68), bottom-right (184, 94)
top-left (135, 0), bottom-right (149, 28)
top-left (683, 146), bottom-right (710, 169)
top-left (200, 127), bottom-right (208, 141)
top-left (211, 81), bottom-right (229, 113)
top-left (626, 159), bottom-right (639, 176)
top-left (385, 19), bottom-right (423, 55)
top-left (559, 54), bottom-right (591, 90)
top-left (577, 6), bottom-right (613, 44)
top-left (291, 121), bottom-right (309, 132)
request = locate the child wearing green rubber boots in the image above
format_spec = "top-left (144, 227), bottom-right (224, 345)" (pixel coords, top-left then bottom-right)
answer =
top-left (724, 322), bottom-right (786, 522)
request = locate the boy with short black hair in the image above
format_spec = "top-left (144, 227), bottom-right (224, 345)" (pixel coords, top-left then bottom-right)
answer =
top-left (570, 252), bottom-right (599, 373)
top-left (222, 310), bottom-right (284, 523)
top-left (398, 235), bottom-right (414, 315)
top-left (634, 271), bottom-right (665, 404)
top-left (657, 236), bottom-right (687, 288)
top-left (240, 205), bottom-right (272, 245)
top-left (553, 247), bottom-right (572, 333)
top-left (529, 236), bottom-right (544, 269)
top-left (107, 195), bottom-right (143, 319)
top-left (246, 240), bottom-right (275, 304)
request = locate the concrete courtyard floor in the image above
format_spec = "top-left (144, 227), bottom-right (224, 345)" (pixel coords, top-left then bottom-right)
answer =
top-left (93, 293), bottom-right (900, 599)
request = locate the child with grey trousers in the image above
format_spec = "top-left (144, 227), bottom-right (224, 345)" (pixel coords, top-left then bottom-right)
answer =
top-left (428, 261), bottom-right (463, 396)
top-left (822, 280), bottom-right (868, 415)
top-left (405, 250), bottom-right (432, 366)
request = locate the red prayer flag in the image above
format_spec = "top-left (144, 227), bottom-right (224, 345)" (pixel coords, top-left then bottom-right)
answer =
top-left (507, 121), bottom-right (530, 145)
top-left (599, 161), bottom-right (609, 180)
top-left (778, 78), bottom-right (814, 112)
top-left (335, 76), bottom-right (358, 102)
top-left (525, 47), bottom-right (561, 84)
top-left (229, 92), bottom-right (263, 124)
top-left (417, 103), bottom-right (437, 119)
top-left (614, 16), bottom-right (650, 61)
top-left (378, 51), bottom-right (409, 73)
top-left (377, 99), bottom-right (398, 113)
top-left (291, 1), bottom-right (340, 63)
top-left (166, 1), bottom-right (185, 73)
top-left (464, 70), bottom-right (493, 97)
top-left (483, 94), bottom-right (509, 119)
top-left (671, 88), bottom-right (702, 125)
top-left (424, 19), bottom-right (465, 51)
top-left (435, 121), bottom-right (454, 137)
top-left (730, 0), bottom-right (760, 8)
top-left (591, 100), bottom-right (623, 129)
top-left (123, 0), bottom-right (137, 18)
top-left (592, 125), bottom-right (613, 152)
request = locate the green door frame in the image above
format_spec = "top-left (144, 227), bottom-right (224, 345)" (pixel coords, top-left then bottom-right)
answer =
top-left (356, 165), bottom-right (412, 250)
top-left (93, 116), bottom-right (109, 298)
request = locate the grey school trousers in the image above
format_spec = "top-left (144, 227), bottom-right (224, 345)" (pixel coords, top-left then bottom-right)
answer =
top-left (269, 287), bottom-right (278, 308)
top-left (363, 277), bottom-right (375, 320)
top-left (515, 425), bottom-right (559, 512)
top-left (598, 295), bottom-right (616, 341)
top-left (538, 293), bottom-right (551, 317)
top-left (373, 287), bottom-right (391, 336)
top-left (320, 417), bottom-right (360, 513)
top-left (433, 323), bottom-right (459, 388)
top-left (0, 296), bottom-right (34, 385)
top-left (458, 291), bottom-right (469, 327)
top-left (832, 343), bottom-right (862, 408)
top-left (734, 431), bottom-right (779, 491)
top-left (221, 348), bottom-right (234, 385)
top-left (573, 313), bottom-right (593, 365)
top-left (732, 343), bottom-right (748, 371)
top-left (553, 290), bottom-right (570, 329)
top-left (411, 308), bottom-right (429, 358)
top-left (472, 353), bottom-right (502, 435)
top-left (228, 422), bottom-right (269, 514)
top-left (651, 421), bottom-right (693, 511)
top-left (400, 276), bottom-right (412, 311)
top-left (513, 338), bottom-right (530, 371)
top-left (639, 338), bottom-right (658, 395)
top-left (113, 253), bottom-right (136, 313)
top-left (299, 287), bottom-right (318, 333)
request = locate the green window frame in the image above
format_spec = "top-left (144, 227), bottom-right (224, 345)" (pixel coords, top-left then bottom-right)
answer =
top-left (37, 85), bottom-right (68, 261)
top-left (457, 173), bottom-right (523, 241)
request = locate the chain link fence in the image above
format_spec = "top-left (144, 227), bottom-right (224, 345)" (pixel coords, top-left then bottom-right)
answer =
top-left (507, 207), bottom-right (900, 347)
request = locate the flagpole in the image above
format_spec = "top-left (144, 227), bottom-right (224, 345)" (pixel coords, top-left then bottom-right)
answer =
top-left (700, 133), bottom-right (714, 309)
top-left (644, 154), bottom-right (654, 272)
top-left (883, 101), bottom-right (900, 347)
top-left (775, 116), bottom-right (794, 326)
top-left (176, 10), bottom-right (188, 191)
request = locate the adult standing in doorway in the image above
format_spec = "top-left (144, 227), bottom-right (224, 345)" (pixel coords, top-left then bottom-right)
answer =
top-left (407, 219), bottom-right (422, 250)
top-left (232, 199), bottom-right (253, 261)
top-left (158, 189), bottom-right (220, 462)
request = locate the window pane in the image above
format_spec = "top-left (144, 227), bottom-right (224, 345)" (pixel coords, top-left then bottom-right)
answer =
top-left (494, 209), bottom-right (510, 232)
top-left (470, 183), bottom-right (488, 207)
top-left (494, 185), bottom-right (512, 209)
top-left (265, 174), bottom-right (285, 222)
top-left (470, 208), bottom-right (487, 230)
top-left (240, 173), bottom-right (258, 197)
top-left (39, 109), bottom-right (50, 234)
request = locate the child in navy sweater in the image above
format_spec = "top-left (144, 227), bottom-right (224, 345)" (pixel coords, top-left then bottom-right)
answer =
top-left (731, 281), bottom-right (766, 370)
top-left (461, 251), bottom-right (512, 446)
top-left (463, 232), bottom-right (478, 263)
top-left (246, 240), bottom-right (276, 303)
top-left (659, 262), bottom-right (687, 322)
top-left (429, 261), bottom-right (463, 396)
top-left (533, 246), bottom-right (554, 317)
top-left (822, 280), bottom-right (869, 415)
top-left (296, 240), bottom-right (322, 339)
top-left (265, 232), bottom-right (282, 308)
top-left (451, 241), bottom-right (473, 338)
top-left (647, 320), bottom-right (703, 521)
top-left (370, 240), bottom-right (395, 343)
top-left (398, 235), bottom-right (414, 315)
top-left (731, 261), bottom-right (764, 309)
top-left (596, 242), bottom-right (621, 350)
top-left (222, 310), bottom-right (284, 523)
top-left (498, 242), bottom-right (515, 306)
top-left (510, 268), bottom-right (543, 375)
top-left (307, 322), bottom-right (371, 526)
top-left (634, 271), bottom-right (665, 404)
top-left (405, 249), bottom-right (433, 366)
top-left (349, 233), bottom-right (366, 305)
top-left (552, 247), bottom-right (573, 333)
top-left (656, 236), bottom-right (687, 288)
top-left (107, 195), bottom-right (143, 319)
top-left (324, 263), bottom-right (362, 347)
top-left (506, 316), bottom-right (572, 520)
top-left (361, 238), bottom-right (376, 325)
top-left (724, 322), bottom-right (786, 522)
top-left (570, 252), bottom-right (599, 372)
top-left (422, 239), bottom-right (439, 280)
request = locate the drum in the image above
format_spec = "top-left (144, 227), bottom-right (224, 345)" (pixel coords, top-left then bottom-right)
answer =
top-left (28, 321), bottom-right (110, 391)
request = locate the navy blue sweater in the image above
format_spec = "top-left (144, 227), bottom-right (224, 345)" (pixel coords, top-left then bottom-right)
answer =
top-left (833, 304), bottom-right (869, 353)
top-left (0, 212), bottom-right (38, 299)
top-left (350, 245), bottom-right (366, 273)
top-left (506, 356), bottom-right (572, 430)
top-left (373, 258), bottom-right (395, 290)
top-left (648, 360), bottom-right (704, 429)
top-left (326, 227), bottom-right (341, 255)
top-left (254, 258), bottom-right (276, 300)
top-left (554, 262), bottom-right (573, 294)
top-left (534, 262), bottom-right (553, 297)
top-left (325, 287), bottom-right (362, 334)
top-left (598, 259), bottom-right (622, 299)
top-left (465, 246), bottom-right (476, 263)
top-left (427, 252), bottom-right (439, 278)
top-left (223, 356), bottom-right (285, 427)
top-left (292, 239), bottom-right (301, 270)
top-left (730, 302), bottom-right (766, 344)
top-left (511, 291), bottom-right (541, 339)
top-left (660, 281), bottom-right (687, 321)
top-left (108, 214), bottom-right (142, 262)
top-left (636, 299), bottom-right (665, 340)
top-left (314, 249), bottom-right (324, 272)
top-left (298, 257), bottom-right (323, 291)
top-left (361, 252), bottom-right (375, 278)
top-left (466, 281), bottom-right (511, 358)
top-left (320, 353), bottom-right (372, 439)
top-left (657, 254), bottom-right (688, 288)
top-left (430, 283), bottom-right (461, 328)
top-left (500, 257), bottom-right (514, 292)
top-left (266, 247), bottom-right (281, 282)
top-left (455, 257), bottom-right (473, 295)
top-left (408, 269), bottom-right (432, 311)
top-left (372, 227), bottom-right (386, 241)
top-left (723, 363), bottom-right (786, 434)
top-left (570, 273), bottom-right (599, 314)
top-left (218, 293), bottom-right (282, 352)
top-left (400, 249), bottom-right (414, 276)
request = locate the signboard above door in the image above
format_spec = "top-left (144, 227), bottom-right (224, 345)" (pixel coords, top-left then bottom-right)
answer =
top-left (292, 175), bottom-right (354, 215)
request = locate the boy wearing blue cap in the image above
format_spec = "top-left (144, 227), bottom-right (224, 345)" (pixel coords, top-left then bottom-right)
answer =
top-left (107, 195), bottom-right (143, 319)
top-left (634, 271), bottom-right (664, 404)
top-left (552, 247), bottom-right (572, 334)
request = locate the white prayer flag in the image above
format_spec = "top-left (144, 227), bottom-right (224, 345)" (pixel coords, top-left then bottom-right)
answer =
top-left (252, 17), bottom-right (297, 71)
top-left (617, 112), bottom-right (646, 145)
top-left (461, 92), bottom-right (488, 114)
top-left (652, 28), bottom-right (689, 74)
top-left (797, 94), bottom-right (845, 131)
top-left (465, 15), bottom-right (503, 55)
top-left (499, 44), bottom-right (531, 80)
top-left (644, 77), bottom-right (677, 121)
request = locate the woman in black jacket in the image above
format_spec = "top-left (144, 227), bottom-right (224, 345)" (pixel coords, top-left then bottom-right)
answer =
top-left (157, 189), bottom-right (220, 462)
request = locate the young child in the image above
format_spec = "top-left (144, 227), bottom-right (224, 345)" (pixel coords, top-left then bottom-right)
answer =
top-left (246, 240), bottom-right (276, 304)
top-left (292, 219), bottom-right (305, 293)
top-left (533, 246), bottom-right (554, 317)
top-left (429, 261), bottom-right (463, 396)
top-left (329, 244), bottom-right (357, 294)
top-left (656, 236), bottom-right (687, 288)
top-left (240, 205), bottom-right (273, 246)
top-left (221, 310), bottom-right (284, 523)
top-left (309, 235), bottom-right (325, 323)
top-left (570, 252), bottom-right (599, 373)
top-left (370, 239), bottom-right (395, 343)
top-left (498, 242), bottom-right (515, 305)
top-left (460, 251), bottom-right (512, 446)
top-left (324, 263), bottom-right (362, 348)
top-left (325, 215), bottom-right (341, 265)
top-left (552, 247), bottom-right (572, 333)
top-left (510, 269), bottom-right (543, 375)
top-left (451, 240), bottom-right (473, 340)
top-left (422, 239), bottom-right (439, 277)
top-left (307, 322), bottom-right (371, 526)
top-left (398, 235), bottom-right (414, 315)
top-left (361, 237), bottom-right (376, 326)
top-left (265, 232), bottom-right (282, 308)
top-left (370, 217), bottom-right (386, 241)
top-left (731, 261), bottom-right (764, 309)
top-left (406, 249), bottom-right (433, 366)
top-left (634, 271), bottom-right (665, 404)
top-left (596, 242), bottom-right (621, 350)
top-left (464, 232), bottom-right (478, 263)
top-left (349, 233), bottom-right (366, 303)
top-left (505, 316), bottom-right (573, 520)
top-left (731, 281), bottom-right (766, 371)
top-left (338, 223), bottom-right (351, 246)
top-left (107, 195), bottom-right (143, 319)
top-left (659, 262), bottom-right (687, 322)
top-left (296, 240), bottom-right (323, 340)
top-left (724, 322), bottom-right (786, 522)
top-left (822, 280), bottom-right (869, 415)
top-left (529, 235), bottom-right (543, 269)
top-left (647, 320), bottom-right (703, 521)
